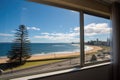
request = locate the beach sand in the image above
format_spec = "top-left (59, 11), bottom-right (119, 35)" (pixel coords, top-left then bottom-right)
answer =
top-left (0, 45), bottom-right (102, 63)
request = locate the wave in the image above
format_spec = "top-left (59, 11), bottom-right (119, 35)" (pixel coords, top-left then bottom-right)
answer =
top-left (85, 46), bottom-right (93, 51)
top-left (52, 44), bottom-right (66, 47)
top-left (31, 46), bottom-right (92, 56)
top-left (0, 44), bottom-right (93, 58)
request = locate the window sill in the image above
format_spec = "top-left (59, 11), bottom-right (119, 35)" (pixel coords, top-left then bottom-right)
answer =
top-left (11, 62), bottom-right (111, 80)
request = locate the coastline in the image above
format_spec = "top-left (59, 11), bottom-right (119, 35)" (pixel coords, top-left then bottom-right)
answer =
top-left (0, 45), bottom-right (102, 63)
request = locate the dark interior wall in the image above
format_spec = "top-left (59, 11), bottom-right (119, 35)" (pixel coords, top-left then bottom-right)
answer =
top-left (112, 2), bottom-right (120, 80)
top-left (31, 64), bottom-right (111, 80)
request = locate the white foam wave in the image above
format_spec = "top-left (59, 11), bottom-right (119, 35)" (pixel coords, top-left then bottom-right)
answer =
top-left (52, 45), bottom-right (65, 47)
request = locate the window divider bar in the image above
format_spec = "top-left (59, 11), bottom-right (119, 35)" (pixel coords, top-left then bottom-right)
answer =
top-left (80, 11), bottom-right (85, 67)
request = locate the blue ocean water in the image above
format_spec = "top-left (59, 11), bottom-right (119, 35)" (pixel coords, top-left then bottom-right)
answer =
top-left (0, 43), bottom-right (80, 57)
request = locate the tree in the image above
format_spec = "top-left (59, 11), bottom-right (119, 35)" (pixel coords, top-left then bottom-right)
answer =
top-left (7, 25), bottom-right (31, 64)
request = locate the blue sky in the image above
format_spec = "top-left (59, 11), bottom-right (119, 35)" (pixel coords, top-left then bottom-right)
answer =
top-left (0, 0), bottom-right (111, 43)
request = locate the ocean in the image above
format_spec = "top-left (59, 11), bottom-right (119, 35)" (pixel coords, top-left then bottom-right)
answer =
top-left (0, 43), bottom-right (81, 57)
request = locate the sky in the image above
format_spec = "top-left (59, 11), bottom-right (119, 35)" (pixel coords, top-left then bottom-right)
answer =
top-left (0, 0), bottom-right (111, 43)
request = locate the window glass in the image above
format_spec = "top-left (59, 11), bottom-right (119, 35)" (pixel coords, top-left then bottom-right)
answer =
top-left (0, 0), bottom-right (80, 79)
top-left (84, 14), bottom-right (111, 64)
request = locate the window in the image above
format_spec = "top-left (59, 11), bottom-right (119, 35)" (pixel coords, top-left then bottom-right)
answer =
top-left (84, 14), bottom-right (111, 64)
top-left (0, 0), bottom-right (112, 79)
top-left (0, 0), bottom-right (80, 79)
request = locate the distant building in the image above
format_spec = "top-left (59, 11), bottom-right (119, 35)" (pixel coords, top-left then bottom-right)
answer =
top-left (107, 38), bottom-right (110, 46)
top-left (85, 38), bottom-right (110, 46)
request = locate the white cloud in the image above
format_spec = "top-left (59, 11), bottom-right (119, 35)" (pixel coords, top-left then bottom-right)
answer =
top-left (85, 23), bottom-right (111, 36)
top-left (73, 23), bottom-right (111, 36)
top-left (41, 32), bottom-right (50, 35)
top-left (34, 32), bottom-right (79, 42)
top-left (27, 27), bottom-right (40, 31)
top-left (34, 35), bottom-right (52, 39)
top-left (71, 10), bottom-right (78, 13)
top-left (33, 23), bottom-right (111, 42)
top-left (74, 27), bottom-right (80, 32)
top-left (0, 33), bottom-right (13, 37)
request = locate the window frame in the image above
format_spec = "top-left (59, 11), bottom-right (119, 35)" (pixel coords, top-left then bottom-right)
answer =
top-left (79, 11), bottom-right (111, 67)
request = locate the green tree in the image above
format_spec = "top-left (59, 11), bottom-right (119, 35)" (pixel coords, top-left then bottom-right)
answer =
top-left (7, 25), bottom-right (31, 64)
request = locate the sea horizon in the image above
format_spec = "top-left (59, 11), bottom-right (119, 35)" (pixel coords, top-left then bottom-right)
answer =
top-left (0, 43), bottom-right (92, 58)
top-left (0, 43), bottom-right (80, 57)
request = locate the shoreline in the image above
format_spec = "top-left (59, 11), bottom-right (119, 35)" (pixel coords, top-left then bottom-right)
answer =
top-left (0, 45), bottom-right (102, 63)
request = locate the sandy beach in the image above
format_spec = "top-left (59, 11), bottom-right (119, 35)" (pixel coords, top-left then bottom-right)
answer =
top-left (0, 45), bottom-right (102, 63)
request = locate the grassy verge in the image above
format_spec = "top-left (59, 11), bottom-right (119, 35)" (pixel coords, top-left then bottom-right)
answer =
top-left (4, 55), bottom-right (80, 72)
top-left (5, 59), bottom-right (62, 72)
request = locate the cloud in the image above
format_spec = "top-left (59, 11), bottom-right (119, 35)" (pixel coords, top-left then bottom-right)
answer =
top-left (41, 32), bottom-right (50, 35)
top-left (85, 23), bottom-right (111, 36)
top-left (34, 32), bottom-right (79, 42)
top-left (27, 27), bottom-right (40, 31)
top-left (73, 23), bottom-right (111, 36)
top-left (0, 33), bottom-right (13, 37)
top-left (33, 23), bottom-right (111, 42)
top-left (71, 10), bottom-right (78, 13)
top-left (34, 35), bottom-right (52, 39)
top-left (74, 27), bottom-right (80, 32)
